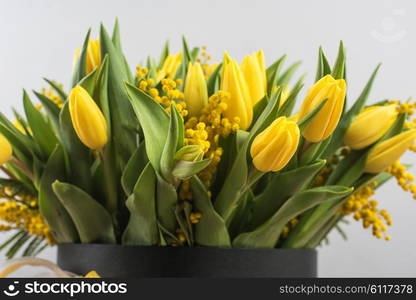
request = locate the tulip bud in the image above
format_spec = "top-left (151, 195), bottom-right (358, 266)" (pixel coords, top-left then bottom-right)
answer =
top-left (69, 85), bottom-right (108, 150)
top-left (344, 104), bottom-right (398, 150)
top-left (74, 40), bottom-right (101, 74)
top-left (0, 134), bottom-right (12, 165)
top-left (221, 52), bottom-right (253, 130)
top-left (86, 40), bottom-right (101, 74)
top-left (158, 53), bottom-right (182, 80)
top-left (364, 129), bottom-right (416, 173)
top-left (175, 145), bottom-right (204, 162)
top-left (299, 75), bottom-right (346, 142)
top-left (241, 50), bottom-right (267, 105)
top-left (184, 63), bottom-right (208, 117)
top-left (251, 117), bottom-right (300, 172)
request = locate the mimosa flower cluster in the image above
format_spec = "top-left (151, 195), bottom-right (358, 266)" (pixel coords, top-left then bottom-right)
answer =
top-left (0, 21), bottom-right (415, 256)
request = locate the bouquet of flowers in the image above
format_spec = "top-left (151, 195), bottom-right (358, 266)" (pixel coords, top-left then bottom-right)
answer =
top-left (0, 21), bottom-right (415, 258)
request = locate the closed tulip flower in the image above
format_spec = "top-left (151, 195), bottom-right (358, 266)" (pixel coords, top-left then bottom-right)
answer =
top-left (74, 40), bottom-right (101, 74)
top-left (365, 129), bottom-right (416, 173)
top-left (184, 62), bottom-right (208, 117)
top-left (69, 86), bottom-right (108, 150)
top-left (251, 117), bottom-right (300, 172)
top-left (344, 104), bottom-right (398, 149)
top-left (221, 52), bottom-right (252, 130)
top-left (241, 50), bottom-right (267, 105)
top-left (0, 134), bottom-right (12, 165)
top-left (157, 53), bottom-right (182, 80)
top-left (299, 75), bottom-right (346, 142)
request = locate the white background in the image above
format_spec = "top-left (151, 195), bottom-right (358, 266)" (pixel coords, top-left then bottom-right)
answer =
top-left (0, 0), bottom-right (416, 277)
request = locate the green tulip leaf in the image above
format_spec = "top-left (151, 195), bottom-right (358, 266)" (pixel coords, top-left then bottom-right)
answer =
top-left (275, 61), bottom-right (302, 87)
top-left (94, 55), bottom-right (111, 134)
top-left (206, 63), bottom-right (222, 96)
top-left (176, 36), bottom-right (193, 81)
top-left (122, 163), bottom-right (159, 245)
top-left (157, 40), bottom-right (170, 70)
top-left (277, 76), bottom-right (305, 117)
top-left (32, 91), bottom-right (60, 131)
top-left (71, 29), bottom-right (91, 87)
top-left (43, 78), bottom-right (67, 101)
top-left (23, 90), bottom-right (59, 158)
top-left (156, 176), bottom-right (178, 235)
top-left (160, 105), bottom-right (184, 183)
top-left (327, 150), bottom-right (368, 186)
top-left (125, 82), bottom-right (170, 173)
top-left (233, 185), bottom-right (353, 248)
top-left (299, 136), bottom-right (332, 166)
top-left (38, 145), bottom-right (79, 243)
top-left (214, 90), bottom-right (281, 223)
top-left (284, 151), bottom-right (367, 249)
top-left (190, 176), bottom-right (231, 247)
top-left (251, 160), bottom-right (326, 228)
top-left (315, 46), bottom-right (332, 81)
top-left (121, 142), bottom-right (148, 196)
top-left (78, 69), bottom-right (98, 96)
top-left (331, 41), bottom-right (346, 80)
top-left (266, 54), bottom-right (286, 95)
top-left (52, 181), bottom-right (116, 244)
top-left (100, 24), bottom-right (137, 168)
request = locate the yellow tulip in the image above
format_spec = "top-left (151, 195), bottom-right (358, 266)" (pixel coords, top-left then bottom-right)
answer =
top-left (74, 40), bottom-right (101, 74)
top-left (184, 62), bottom-right (208, 117)
top-left (157, 53), bottom-right (182, 80)
top-left (241, 50), bottom-right (267, 105)
top-left (69, 86), bottom-right (108, 150)
top-left (221, 52), bottom-right (252, 130)
top-left (0, 134), bottom-right (12, 165)
top-left (365, 129), bottom-right (416, 173)
top-left (344, 104), bottom-right (398, 150)
top-left (251, 117), bottom-right (300, 172)
top-left (299, 75), bottom-right (346, 142)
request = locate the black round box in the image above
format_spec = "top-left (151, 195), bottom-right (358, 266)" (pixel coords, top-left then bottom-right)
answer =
top-left (57, 244), bottom-right (317, 278)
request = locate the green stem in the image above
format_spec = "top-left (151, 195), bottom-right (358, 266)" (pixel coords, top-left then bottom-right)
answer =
top-left (99, 148), bottom-right (118, 214)
top-left (224, 166), bottom-right (265, 226)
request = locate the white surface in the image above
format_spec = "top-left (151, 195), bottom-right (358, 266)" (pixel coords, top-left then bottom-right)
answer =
top-left (1, 0), bottom-right (416, 277)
